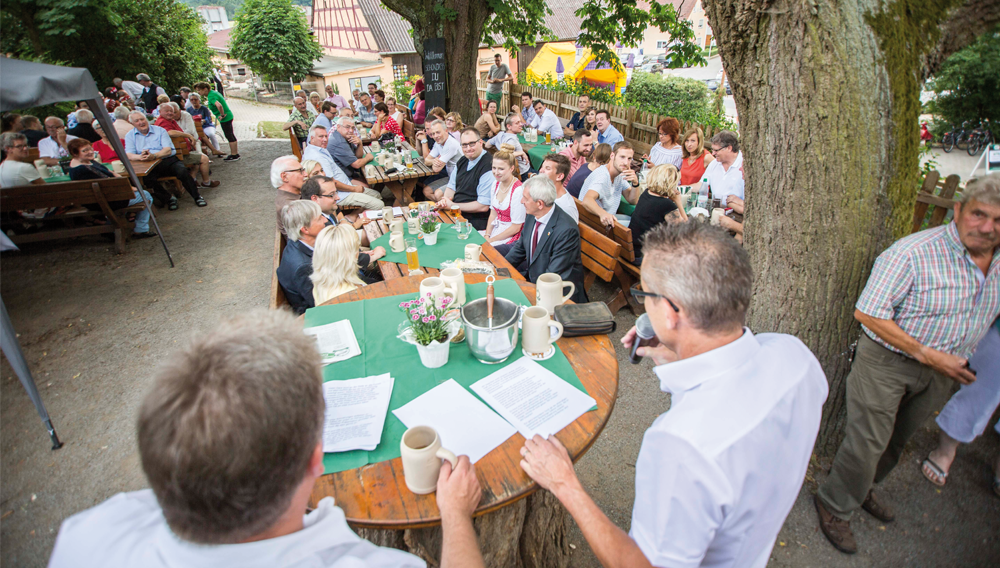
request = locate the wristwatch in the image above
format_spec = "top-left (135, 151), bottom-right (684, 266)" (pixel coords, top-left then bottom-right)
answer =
top-left (421, 139), bottom-right (427, 144)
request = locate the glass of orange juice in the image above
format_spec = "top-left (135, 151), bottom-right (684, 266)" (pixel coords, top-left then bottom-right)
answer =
top-left (405, 238), bottom-right (419, 271)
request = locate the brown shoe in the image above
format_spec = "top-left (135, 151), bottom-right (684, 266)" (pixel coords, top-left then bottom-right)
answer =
top-left (815, 495), bottom-right (857, 554)
top-left (201, 180), bottom-right (221, 188)
top-left (861, 489), bottom-right (895, 522)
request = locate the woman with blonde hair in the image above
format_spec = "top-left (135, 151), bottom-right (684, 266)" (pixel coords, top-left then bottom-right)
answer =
top-left (485, 145), bottom-right (525, 255)
top-left (308, 92), bottom-right (322, 116)
top-left (301, 159), bottom-right (324, 178)
top-left (680, 126), bottom-right (714, 190)
top-left (629, 164), bottom-right (688, 263)
top-left (445, 112), bottom-right (464, 141)
top-left (311, 224), bottom-right (367, 305)
top-left (565, 142), bottom-right (612, 198)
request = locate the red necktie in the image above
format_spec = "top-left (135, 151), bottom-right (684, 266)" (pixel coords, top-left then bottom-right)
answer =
top-left (531, 220), bottom-right (543, 259)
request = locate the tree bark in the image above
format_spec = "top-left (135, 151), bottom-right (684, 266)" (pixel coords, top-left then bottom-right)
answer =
top-left (702, 0), bottom-right (998, 455)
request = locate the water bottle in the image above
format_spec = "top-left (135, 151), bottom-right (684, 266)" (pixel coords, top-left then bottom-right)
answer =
top-left (639, 159), bottom-right (649, 184)
top-left (698, 177), bottom-right (709, 209)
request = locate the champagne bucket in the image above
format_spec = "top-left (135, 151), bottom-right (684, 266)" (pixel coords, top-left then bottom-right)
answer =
top-left (461, 297), bottom-right (520, 364)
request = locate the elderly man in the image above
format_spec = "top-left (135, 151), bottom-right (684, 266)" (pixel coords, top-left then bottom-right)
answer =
top-left (416, 119), bottom-right (462, 200)
top-left (324, 84), bottom-right (350, 110)
top-left (38, 117), bottom-right (78, 165)
top-left (154, 103), bottom-right (220, 189)
top-left (136, 73), bottom-right (167, 112)
top-left (193, 82), bottom-right (239, 161)
top-left (521, 222), bottom-right (827, 568)
top-left (0, 133), bottom-right (44, 187)
top-left (184, 93), bottom-right (224, 157)
top-left (350, 89), bottom-right (363, 111)
top-left (815, 174), bottom-right (1000, 554)
top-left (485, 54), bottom-right (512, 106)
top-left (113, 77), bottom-right (144, 102)
top-left (485, 115), bottom-right (531, 178)
top-left (125, 111), bottom-right (206, 209)
top-left (563, 94), bottom-right (590, 138)
top-left (559, 129), bottom-right (593, 178)
top-left (502, 176), bottom-right (587, 299)
top-left (66, 101), bottom-right (89, 131)
top-left (284, 97), bottom-right (315, 148)
top-left (595, 109), bottom-right (624, 147)
top-left (434, 128), bottom-right (494, 229)
top-left (326, 117), bottom-right (374, 181)
top-left (49, 308), bottom-right (486, 567)
top-left (581, 141), bottom-right (640, 227)
top-left (112, 106), bottom-right (134, 141)
top-left (276, 200), bottom-right (326, 313)
top-left (20, 116), bottom-right (48, 147)
top-left (302, 125), bottom-right (383, 210)
top-left (514, 92), bottom-right (537, 125)
top-left (272, 155), bottom-right (306, 235)
top-left (540, 153), bottom-right (580, 223)
top-left (355, 94), bottom-right (376, 128)
top-left (703, 131), bottom-right (745, 202)
top-left (66, 109), bottom-right (100, 143)
top-left (529, 100), bottom-right (563, 141)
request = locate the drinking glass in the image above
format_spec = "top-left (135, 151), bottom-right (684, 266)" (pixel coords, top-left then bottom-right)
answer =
top-left (418, 201), bottom-right (431, 213)
top-left (545, 131), bottom-right (551, 144)
top-left (405, 238), bottom-right (420, 270)
top-left (456, 221), bottom-right (471, 240)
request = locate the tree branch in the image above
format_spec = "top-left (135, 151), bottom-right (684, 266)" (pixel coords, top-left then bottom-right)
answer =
top-left (923, 0), bottom-right (1000, 79)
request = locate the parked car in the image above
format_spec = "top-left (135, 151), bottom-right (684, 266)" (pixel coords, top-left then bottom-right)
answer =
top-left (705, 79), bottom-right (719, 91)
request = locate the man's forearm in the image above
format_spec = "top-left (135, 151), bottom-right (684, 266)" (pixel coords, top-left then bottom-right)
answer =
top-left (553, 482), bottom-right (652, 568)
top-left (855, 311), bottom-right (930, 362)
top-left (460, 201), bottom-right (489, 213)
top-left (440, 513), bottom-right (485, 568)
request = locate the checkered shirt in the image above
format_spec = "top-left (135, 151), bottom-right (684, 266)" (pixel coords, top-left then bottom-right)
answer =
top-left (856, 222), bottom-right (1000, 359)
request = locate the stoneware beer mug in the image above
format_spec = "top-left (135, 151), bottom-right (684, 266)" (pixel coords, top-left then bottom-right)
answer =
top-left (389, 232), bottom-right (405, 253)
top-left (536, 273), bottom-right (575, 315)
top-left (419, 276), bottom-right (457, 304)
top-left (400, 426), bottom-right (458, 495)
top-left (522, 306), bottom-right (563, 359)
top-left (710, 208), bottom-right (725, 226)
top-left (465, 243), bottom-right (482, 261)
top-left (381, 207), bottom-right (394, 222)
top-left (389, 219), bottom-right (405, 234)
top-left (440, 267), bottom-right (466, 306)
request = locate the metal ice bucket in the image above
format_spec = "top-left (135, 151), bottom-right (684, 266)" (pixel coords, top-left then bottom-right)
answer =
top-left (461, 296), bottom-right (520, 364)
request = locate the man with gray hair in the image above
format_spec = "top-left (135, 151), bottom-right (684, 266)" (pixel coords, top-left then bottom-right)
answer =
top-left (67, 109), bottom-right (100, 142)
top-left (137, 73), bottom-right (167, 112)
top-left (703, 130), bottom-right (744, 202)
top-left (327, 116), bottom-right (373, 182)
top-left (112, 105), bottom-right (134, 140)
top-left (302, 125), bottom-right (383, 210)
top-left (0, 132), bottom-right (44, 188)
top-left (277, 200), bottom-right (325, 313)
top-left (38, 116), bottom-right (78, 165)
top-left (815, 173), bottom-right (1000, 554)
top-left (485, 114), bottom-right (530, 177)
top-left (283, 96), bottom-right (315, 148)
top-left (272, 155), bottom-right (306, 235)
top-left (502, 175), bottom-right (587, 302)
top-left (126, 111), bottom-right (207, 209)
top-left (521, 222), bottom-right (828, 568)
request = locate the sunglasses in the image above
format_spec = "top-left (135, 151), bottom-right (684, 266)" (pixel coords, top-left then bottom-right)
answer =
top-left (630, 283), bottom-right (680, 312)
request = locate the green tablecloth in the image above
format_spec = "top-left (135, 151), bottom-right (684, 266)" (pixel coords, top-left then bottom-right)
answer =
top-left (44, 175), bottom-right (71, 183)
top-left (370, 220), bottom-right (487, 269)
top-left (304, 278), bottom-right (591, 474)
top-left (617, 196), bottom-right (636, 216)
top-left (516, 134), bottom-right (555, 171)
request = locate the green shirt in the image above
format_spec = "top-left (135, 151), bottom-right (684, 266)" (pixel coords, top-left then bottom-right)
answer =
top-left (288, 108), bottom-right (314, 139)
top-left (206, 90), bottom-right (232, 123)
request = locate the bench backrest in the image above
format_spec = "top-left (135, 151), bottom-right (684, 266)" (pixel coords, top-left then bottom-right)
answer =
top-left (579, 222), bottom-right (621, 283)
top-left (169, 132), bottom-right (191, 158)
top-left (16, 148), bottom-right (41, 164)
top-left (912, 170), bottom-right (960, 234)
top-left (574, 197), bottom-right (636, 261)
top-left (0, 177), bottom-right (135, 212)
top-left (270, 230), bottom-right (290, 309)
top-left (402, 119), bottom-right (415, 147)
top-left (290, 129), bottom-right (303, 161)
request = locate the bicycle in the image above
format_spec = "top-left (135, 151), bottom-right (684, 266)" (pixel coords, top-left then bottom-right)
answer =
top-left (967, 120), bottom-right (994, 156)
top-left (942, 124), bottom-right (960, 153)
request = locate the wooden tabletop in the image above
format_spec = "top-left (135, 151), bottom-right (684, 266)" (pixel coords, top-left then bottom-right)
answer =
top-left (129, 159), bottom-right (160, 177)
top-left (362, 142), bottom-right (434, 187)
top-left (307, 274), bottom-right (619, 528)
top-left (364, 208), bottom-right (525, 282)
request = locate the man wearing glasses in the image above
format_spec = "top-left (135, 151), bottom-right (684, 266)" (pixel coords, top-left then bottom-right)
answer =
top-left (702, 130), bottom-right (745, 203)
top-left (39, 117), bottom-right (78, 165)
top-left (433, 128), bottom-right (494, 229)
top-left (272, 155), bottom-right (307, 235)
top-left (519, 222), bottom-right (828, 568)
top-left (0, 132), bottom-right (45, 187)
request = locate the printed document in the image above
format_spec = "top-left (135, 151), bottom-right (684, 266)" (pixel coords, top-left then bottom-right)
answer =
top-left (322, 373), bottom-right (394, 453)
top-left (304, 319), bottom-right (361, 365)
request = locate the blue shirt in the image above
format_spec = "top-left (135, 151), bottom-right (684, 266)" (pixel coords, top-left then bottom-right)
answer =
top-left (185, 105), bottom-right (214, 128)
top-left (326, 130), bottom-right (359, 178)
top-left (597, 124), bottom-right (624, 147)
top-left (446, 150), bottom-right (495, 207)
top-left (356, 103), bottom-right (377, 125)
top-left (125, 124), bottom-right (175, 157)
top-left (302, 143), bottom-right (351, 184)
top-left (313, 113), bottom-right (333, 132)
top-left (520, 104), bottom-right (537, 125)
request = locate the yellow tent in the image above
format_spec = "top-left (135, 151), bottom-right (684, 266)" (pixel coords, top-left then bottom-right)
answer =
top-left (525, 43), bottom-right (627, 93)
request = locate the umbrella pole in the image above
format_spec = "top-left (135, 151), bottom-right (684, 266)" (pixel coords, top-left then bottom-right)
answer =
top-left (0, 297), bottom-right (63, 450)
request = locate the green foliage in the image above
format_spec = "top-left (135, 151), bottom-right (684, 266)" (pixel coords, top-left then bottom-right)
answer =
top-left (516, 72), bottom-right (624, 106)
top-left (390, 75), bottom-right (423, 104)
top-left (1, 0), bottom-right (213, 93)
top-left (481, 0), bottom-right (554, 55)
top-left (576, 1), bottom-right (705, 71)
top-left (927, 25), bottom-right (1000, 128)
top-left (229, 0), bottom-right (323, 81)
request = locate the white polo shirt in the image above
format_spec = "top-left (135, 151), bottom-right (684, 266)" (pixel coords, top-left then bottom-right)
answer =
top-left (630, 329), bottom-right (828, 568)
top-left (703, 151), bottom-right (745, 202)
top-left (530, 108), bottom-right (563, 140)
top-left (48, 489), bottom-right (425, 568)
top-left (38, 135), bottom-right (79, 159)
top-left (428, 135), bottom-right (462, 177)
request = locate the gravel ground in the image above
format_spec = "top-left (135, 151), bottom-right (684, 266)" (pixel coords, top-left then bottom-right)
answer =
top-left (2, 139), bottom-right (998, 566)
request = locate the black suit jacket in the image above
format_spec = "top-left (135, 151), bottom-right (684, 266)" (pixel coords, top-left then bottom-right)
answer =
top-left (276, 240), bottom-right (315, 314)
top-left (504, 205), bottom-right (588, 304)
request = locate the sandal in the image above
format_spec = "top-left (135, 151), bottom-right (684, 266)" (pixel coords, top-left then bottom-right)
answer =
top-left (195, 197), bottom-right (208, 207)
top-left (168, 197), bottom-right (179, 211)
top-left (921, 457), bottom-right (948, 487)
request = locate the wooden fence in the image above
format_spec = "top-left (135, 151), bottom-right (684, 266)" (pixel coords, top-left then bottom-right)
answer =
top-left (475, 79), bottom-right (721, 152)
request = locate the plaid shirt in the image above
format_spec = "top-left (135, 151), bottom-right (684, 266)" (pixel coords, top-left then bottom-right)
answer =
top-left (856, 222), bottom-right (1000, 359)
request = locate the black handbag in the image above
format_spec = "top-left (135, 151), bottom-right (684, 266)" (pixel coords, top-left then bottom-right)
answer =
top-left (553, 302), bottom-right (616, 337)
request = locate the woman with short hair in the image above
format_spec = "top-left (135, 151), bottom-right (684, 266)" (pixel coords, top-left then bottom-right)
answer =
top-left (66, 138), bottom-right (156, 238)
top-left (646, 117), bottom-right (683, 169)
top-left (311, 223), bottom-right (368, 305)
top-left (370, 102), bottom-right (403, 139)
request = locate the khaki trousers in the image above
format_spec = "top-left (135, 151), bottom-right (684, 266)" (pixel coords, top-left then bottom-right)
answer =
top-left (339, 188), bottom-right (383, 210)
top-left (817, 333), bottom-right (952, 520)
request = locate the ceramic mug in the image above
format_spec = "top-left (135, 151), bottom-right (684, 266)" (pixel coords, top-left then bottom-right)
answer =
top-left (110, 161), bottom-right (126, 175)
top-left (389, 219), bottom-right (405, 234)
top-left (440, 267), bottom-right (466, 306)
top-left (536, 273), bottom-right (575, 315)
top-left (711, 208), bottom-right (725, 226)
top-left (382, 207), bottom-right (394, 222)
top-left (400, 426), bottom-right (457, 495)
top-left (389, 232), bottom-right (405, 253)
top-left (522, 306), bottom-right (564, 355)
top-left (419, 276), bottom-right (457, 304)
top-left (365, 164), bottom-right (376, 178)
top-left (465, 243), bottom-right (482, 261)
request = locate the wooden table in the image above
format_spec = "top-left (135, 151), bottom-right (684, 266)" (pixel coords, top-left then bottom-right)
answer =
top-left (361, 142), bottom-right (435, 207)
top-left (363, 208), bottom-right (525, 282)
top-left (308, 273), bottom-right (619, 565)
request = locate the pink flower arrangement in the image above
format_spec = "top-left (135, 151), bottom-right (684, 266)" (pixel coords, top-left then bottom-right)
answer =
top-left (399, 293), bottom-right (455, 346)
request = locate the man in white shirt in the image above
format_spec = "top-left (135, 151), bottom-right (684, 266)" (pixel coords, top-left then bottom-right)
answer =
top-left (540, 152), bottom-right (579, 223)
top-left (703, 131), bottom-right (745, 202)
top-left (302, 125), bottom-right (383, 211)
top-left (416, 119), bottom-right (461, 199)
top-left (49, 309), bottom-right (486, 568)
top-left (485, 114), bottom-right (531, 177)
top-left (530, 100), bottom-right (563, 140)
top-left (113, 77), bottom-right (145, 101)
top-left (580, 141), bottom-right (640, 227)
top-left (0, 132), bottom-right (44, 188)
top-left (38, 117), bottom-right (78, 165)
top-left (520, 221), bottom-right (828, 568)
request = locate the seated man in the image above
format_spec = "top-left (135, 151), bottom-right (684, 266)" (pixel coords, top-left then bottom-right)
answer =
top-left (416, 119), bottom-right (462, 200)
top-left (272, 155), bottom-right (306, 235)
top-left (559, 129), bottom-right (593, 178)
top-left (283, 97), bottom-right (315, 148)
top-left (125, 111), bottom-right (207, 209)
top-left (39, 117), bottom-right (78, 165)
top-left (312, 101), bottom-right (338, 132)
top-left (355, 93), bottom-right (377, 128)
top-left (326, 117), bottom-right (373, 182)
top-left (301, 125), bottom-right (383, 211)
top-left (563, 94), bottom-right (590, 138)
top-left (154, 103), bottom-right (219, 189)
top-left (580, 141), bottom-right (640, 228)
top-left (66, 109), bottom-right (101, 143)
top-left (539, 153), bottom-right (579, 223)
top-left (0, 133), bottom-right (45, 188)
top-left (276, 200), bottom-right (327, 313)
top-left (20, 115), bottom-right (48, 147)
top-left (112, 106), bottom-right (134, 141)
top-left (300, 177), bottom-right (386, 280)
top-left (48, 307), bottom-right (486, 567)
top-left (521, 221), bottom-right (827, 568)
top-left (595, 109), bottom-right (624, 147)
top-left (530, 100), bottom-right (563, 141)
top-left (504, 176), bottom-right (587, 303)
top-left (515, 91), bottom-right (536, 125)
top-left (485, 115), bottom-right (531, 177)
top-left (434, 128), bottom-right (494, 230)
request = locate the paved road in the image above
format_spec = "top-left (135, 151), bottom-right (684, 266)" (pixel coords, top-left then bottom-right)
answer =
top-left (225, 97), bottom-right (292, 140)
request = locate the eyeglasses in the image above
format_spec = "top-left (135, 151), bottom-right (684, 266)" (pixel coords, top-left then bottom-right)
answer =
top-left (710, 146), bottom-right (727, 155)
top-left (283, 167), bottom-right (305, 174)
top-left (11, 144), bottom-right (27, 149)
top-left (460, 141), bottom-right (481, 148)
top-left (318, 193), bottom-right (338, 199)
top-left (630, 283), bottom-right (679, 312)
top-left (46, 125), bottom-right (65, 131)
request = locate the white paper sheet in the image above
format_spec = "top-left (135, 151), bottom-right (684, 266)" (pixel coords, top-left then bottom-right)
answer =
top-left (470, 358), bottom-right (596, 440)
top-left (304, 319), bottom-right (361, 365)
top-left (392, 379), bottom-right (517, 463)
top-left (364, 207), bottom-right (405, 219)
top-left (322, 374), bottom-right (394, 453)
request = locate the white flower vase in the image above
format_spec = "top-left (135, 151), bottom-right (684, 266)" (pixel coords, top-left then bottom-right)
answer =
top-left (423, 228), bottom-right (440, 245)
top-left (415, 339), bottom-right (451, 368)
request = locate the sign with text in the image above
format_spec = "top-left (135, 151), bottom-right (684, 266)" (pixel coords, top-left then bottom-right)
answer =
top-left (423, 38), bottom-right (448, 111)
top-left (988, 144), bottom-right (1000, 173)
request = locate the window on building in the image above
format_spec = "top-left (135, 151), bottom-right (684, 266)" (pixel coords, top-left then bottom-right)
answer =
top-left (656, 40), bottom-right (670, 50)
top-left (237, 68), bottom-right (246, 76)
top-left (699, 19), bottom-right (704, 28)
top-left (349, 76), bottom-right (382, 93)
top-left (392, 64), bottom-right (408, 81)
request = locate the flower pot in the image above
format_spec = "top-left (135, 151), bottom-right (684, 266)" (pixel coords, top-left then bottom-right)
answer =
top-left (415, 338), bottom-right (451, 368)
top-left (422, 228), bottom-right (440, 245)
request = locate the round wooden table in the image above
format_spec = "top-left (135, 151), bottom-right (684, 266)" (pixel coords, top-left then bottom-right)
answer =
top-left (307, 273), bottom-right (619, 566)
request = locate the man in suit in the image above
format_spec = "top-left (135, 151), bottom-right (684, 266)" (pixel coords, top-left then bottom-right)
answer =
top-left (504, 176), bottom-right (588, 304)
top-left (276, 200), bottom-right (327, 314)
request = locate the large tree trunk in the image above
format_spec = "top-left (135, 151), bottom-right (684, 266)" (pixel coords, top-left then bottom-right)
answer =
top-left (702, 0), bottom-right (997, 455)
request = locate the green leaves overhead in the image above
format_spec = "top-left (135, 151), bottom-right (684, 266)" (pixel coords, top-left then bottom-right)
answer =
top-left (229, 0), bottom-right (324, 81)
top-left (576, 0), bottom-right (704, 70)
top-left (928, 25), bottom-right (1000, 127)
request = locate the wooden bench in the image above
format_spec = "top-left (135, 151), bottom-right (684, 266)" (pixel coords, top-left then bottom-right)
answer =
top-left (270, 230), bottom-right (290, 310)
top-left (151, 132), bottom-right (195, 196)
top-left (576, 198), bottom-right (644, 314)
top-left (913, 170), bottom-right (960, 234)
top-left (0, 177), bottom-right (145, 255)
top-left (290, 128), bottom-right (303, 161)
top-left (401, 119), bottom-right (416, 147)
top-left (579, 222), bottom-right (636, 315)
